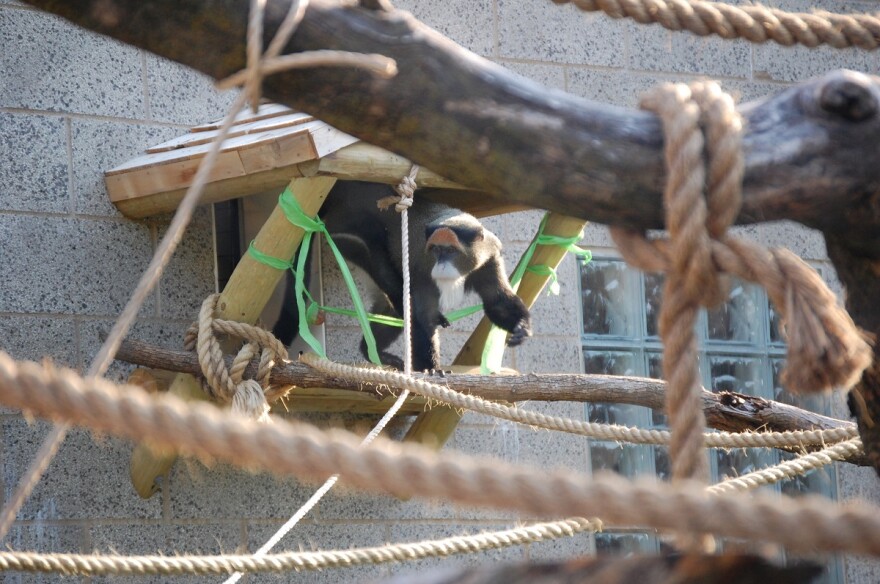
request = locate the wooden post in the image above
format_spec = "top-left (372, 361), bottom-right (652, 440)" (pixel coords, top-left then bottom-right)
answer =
top-left (403, 214), bottom-right (589, 448)
top-left (129, 176), bottom-right (336, 498)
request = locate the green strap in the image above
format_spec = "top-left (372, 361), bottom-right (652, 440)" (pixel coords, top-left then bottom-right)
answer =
top-left (480, 213), bottom-right (592, 374)
top-left (247, 241), bottom-right (292, 271)
top-left (252, 188), bottom-right (489, 366)
top-left (251, 191), bottom-right (591, 373)
top-left (247, 187), bottom-right (382, 364)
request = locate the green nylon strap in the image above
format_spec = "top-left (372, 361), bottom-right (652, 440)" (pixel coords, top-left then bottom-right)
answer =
top-left (247, 187), bottom-right (382, 364)
top-left (247, 241), bottom-right (292, 271)
top-left (480, 213), bottom-right (592, 374)
top-left (249, 240), bottom-right (484, 331)
top-left (251, 188), bottom-right (498, 368)
top-left (250, 193), bottom-right (591, 373)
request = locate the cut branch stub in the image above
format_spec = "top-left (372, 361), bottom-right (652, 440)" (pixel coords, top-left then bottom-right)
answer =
top-left (818, 71), bottom-right (879, 122)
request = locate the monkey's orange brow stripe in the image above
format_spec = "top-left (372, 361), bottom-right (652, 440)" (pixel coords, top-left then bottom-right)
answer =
top-left (427, 227), bottom-right (464, 250)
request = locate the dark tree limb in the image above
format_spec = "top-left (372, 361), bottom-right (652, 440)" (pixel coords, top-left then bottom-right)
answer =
top-left (22, 0), bottom-right (880, 473)
top-left (113, 338), bottom-right (864, 463)
top-left (17, 0), bottom-right (880, 250)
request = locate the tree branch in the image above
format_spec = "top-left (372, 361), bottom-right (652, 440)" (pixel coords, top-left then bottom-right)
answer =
top-left (113, 337), bottom-right (863, 464)
top-left (18, 0), bottom-right (880, 253)
top-left (22, 0), bottom-right (880, 470)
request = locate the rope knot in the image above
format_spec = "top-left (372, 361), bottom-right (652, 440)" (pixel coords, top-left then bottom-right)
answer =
top-left (184, 294), bottom-right (290, 422)
top-left (378, 164), bottom-right (420, 213)
top-left (610, 81), bottom-right (872, 491)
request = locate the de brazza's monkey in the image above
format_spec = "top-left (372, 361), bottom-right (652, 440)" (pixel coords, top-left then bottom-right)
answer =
top-left (273, 180), bottom-right (531, 371)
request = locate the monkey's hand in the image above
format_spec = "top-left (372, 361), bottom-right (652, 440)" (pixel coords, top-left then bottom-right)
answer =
top-left (438, 315), bottom-right (452, 328)
top-left (505, 319), bottom-right (532, 347)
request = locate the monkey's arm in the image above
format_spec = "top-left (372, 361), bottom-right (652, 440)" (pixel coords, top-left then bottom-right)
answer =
top-left (466, 258), bottom-right (531, 346)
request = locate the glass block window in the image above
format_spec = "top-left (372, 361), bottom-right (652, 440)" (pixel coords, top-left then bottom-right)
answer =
top-left (580, 258), bottom-right (841, 583)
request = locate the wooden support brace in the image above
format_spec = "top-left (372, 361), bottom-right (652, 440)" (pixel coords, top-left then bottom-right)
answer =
top-left (403, 213), bottom-right (589, 449)
top-left (128, 176), bottom-right (336, 498)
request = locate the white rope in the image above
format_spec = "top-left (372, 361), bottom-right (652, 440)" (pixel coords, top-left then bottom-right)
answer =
top-left (0, 517), bottom-right (601, 576)
top-left (708, 437), bottom-right (864, 494)
top-left (300, 355), bottom-right (857, 450)
top-left (224, 166), bottom-right (421, 583)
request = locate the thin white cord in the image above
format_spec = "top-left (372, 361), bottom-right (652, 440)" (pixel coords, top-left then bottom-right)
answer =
top-left (223, 181), bottom-right (416, 584)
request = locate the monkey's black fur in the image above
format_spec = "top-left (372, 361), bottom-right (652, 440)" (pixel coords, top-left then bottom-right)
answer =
top-left (273, 181), bottom-right (531, 371)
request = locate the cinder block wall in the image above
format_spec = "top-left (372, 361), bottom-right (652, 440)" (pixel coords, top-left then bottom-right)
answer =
top-left (1, 0), bottom-right (879, 583)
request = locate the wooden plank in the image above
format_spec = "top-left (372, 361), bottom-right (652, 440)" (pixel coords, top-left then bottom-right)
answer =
top-left (278, 388), bottom-right (429, 414)
top-left (107, 127), bottom-right (523, 219)
top-left (129, 176), bottom-right (336, 498)
top-left (308, 123), bottom-right (358, 159)
top-left (190, 103), bottom-right (293, 132)
top-left (106, 120), bottom-right (324, 176)
top-left (300, 142), bottom-right (463, 189)
top-left (300, 142), bottom-right (529, 217)
top-left (403, 213), bottom-right (589, 449)
top-left (107, 166), bottom-right (306, 219)
top-left (106, 123), bottom-right (337, 218)
top-left (146, 112), bottom-right (314, 153)
top-left (105, 122), bottom-right (361, 219)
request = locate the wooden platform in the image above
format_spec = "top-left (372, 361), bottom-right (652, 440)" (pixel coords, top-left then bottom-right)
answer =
top-left (108, 107), bottom-right (571, 497)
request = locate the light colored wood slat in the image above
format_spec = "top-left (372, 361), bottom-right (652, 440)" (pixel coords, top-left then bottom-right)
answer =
top-left (300, 142), bottom-right (462, 188)
top-left (106, 125), bottom-right (361, 218)
top-left (106, 120), bottom-right (325, 176)
top-left (403, 213), bottom-right (589, 449)
top-left (190, 103), bottom-right (293, 132)
top-left (106, 150), bottom-right (249, 203)
top-left (146, 112), bottom-right (314, 153)
top-left (108, 166), bottom-right (307, 218)
top-left (129, 176), bottom-right (336, 498)
top-left (308, 123), bottom-right (358, 159)
top-left (276, 388), bottom-right (428, 414)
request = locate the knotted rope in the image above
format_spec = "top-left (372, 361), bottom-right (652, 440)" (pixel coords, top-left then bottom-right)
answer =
top-left (611, 81), bottom-right (872, 487)
top-left (183, 294), bottom-right (289, 422)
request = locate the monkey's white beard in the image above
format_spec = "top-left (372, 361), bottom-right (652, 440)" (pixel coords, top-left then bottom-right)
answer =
top-left (432, 263), bottom-right (467, 313)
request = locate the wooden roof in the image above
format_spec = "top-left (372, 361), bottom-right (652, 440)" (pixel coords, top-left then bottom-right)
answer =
top-left (105, 105), bottom-right (475, 218)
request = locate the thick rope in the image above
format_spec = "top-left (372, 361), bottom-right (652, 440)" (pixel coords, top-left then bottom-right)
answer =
top-left (0, 0), bottom-right (398, 541)
top-left (0, 84), bottom-right (258, 545)
top-left (640, 82), bottom-right (737, 485)
top-left (0, 438), bottom-right (854, 576)
top-left (223, 166), bottom-right (423, 583)
top-left (3, 354), bottom-right (880, 556)
top-left (301, 354), bottom-right (857, 450)
top-left (614, 229), bottom-right (872, 394)
top-left (0, 517), bottom-right (600, 576)
top-left (182, 294), bottom-right (291, 421)
top-left (551, 0), bottom-right (880, 50)
top-left (708, 437), bottom-right (864, 495)
top-left (613, 81), bottom-right (870, 396)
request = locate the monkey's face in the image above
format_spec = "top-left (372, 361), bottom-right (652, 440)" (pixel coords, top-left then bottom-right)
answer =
top-left (425, 224), bottom-right (483, 280)
top-left (425, 224), bottom-right (484, 312)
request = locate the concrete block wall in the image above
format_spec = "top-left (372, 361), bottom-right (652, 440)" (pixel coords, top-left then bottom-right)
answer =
top-left (0, 1), bottom-right (878, 583)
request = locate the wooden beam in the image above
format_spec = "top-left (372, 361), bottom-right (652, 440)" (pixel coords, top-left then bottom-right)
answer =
top-left (298, 143), bottom-right (462, 189)
top-left (128, 176), bottom-right (336, 498)
top-left (404, 213), bottom-right (589, 448)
